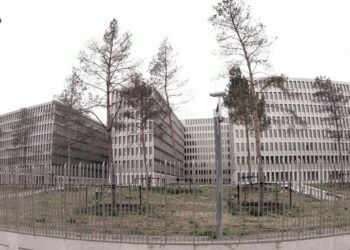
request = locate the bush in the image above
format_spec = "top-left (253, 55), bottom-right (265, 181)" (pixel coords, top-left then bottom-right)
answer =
top-left (166, 187), bottom-right (202, 194)
top-left (249, 207), bottom-right (262, 217)
top-left (66, 217), bottom-right (76, 224)
top-left (151, 186), bottom-right (203, 194)
top-left (238, 228), bottom-right (248, 236)
top-left (36, 217), bottom-right (46, 223)
top-left (189, 219), bottom-right (199, 228)
top-left (227, 198), bottom-right (237, 215)
top-left (140, 203), bottom-right (154, 215)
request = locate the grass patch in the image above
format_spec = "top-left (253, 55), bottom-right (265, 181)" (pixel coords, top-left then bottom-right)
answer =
top-left (1, 184), bottom-right (348, 238)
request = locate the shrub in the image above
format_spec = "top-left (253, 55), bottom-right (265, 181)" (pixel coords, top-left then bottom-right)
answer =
top-left (189, 219), bottom-right (199, 228)
top-left (249, 207), bottom-right (262, 217)
top-left (66, 218), bottom-right (76, 224)
top-left (227, 198), bottom-right (237, 215)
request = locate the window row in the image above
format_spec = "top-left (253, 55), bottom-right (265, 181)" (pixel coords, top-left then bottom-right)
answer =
top-left (257, 80), bottom-right (350, 93)
top-left (266, 103), bottom-right (350, 115)
top-left (113, 134), bottom-right (153, 145)
top-left (185, 154), bottom-right (230, 161)
top-left (236, 141), bottom-right (350, 152)
top-left (236, 128), bottom-right (350, 140)
top-left (114, 146), bottom-right (153, 158)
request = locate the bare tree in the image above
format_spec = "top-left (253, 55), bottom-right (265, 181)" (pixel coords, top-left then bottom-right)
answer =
top-left (12, 108), bottom-right (36, 168)
top-left (149, 38), bottom-right (185, 174)
top-left (122, 73), bottom-right (166, 187)
top-left (210, 0), bottom-right (290, 207)
top-left (79, 18), bottom-right (135, 207)
top-left (313, 76), bottom-right (349, 181)
top-left (56, 68), bottom-right (87, 166)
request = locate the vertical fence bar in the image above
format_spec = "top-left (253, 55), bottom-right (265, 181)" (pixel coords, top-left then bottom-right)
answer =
top-left (78, 162), bottom-right (82, 240)
top-left (101, 162), bottom-right (105, 241)
top-left (91, 163), bottom-right (95, 240)
top-left (319, 160), bottom-right (323, 236)
top-left (190, 160), bottom-right (195, 244)
top-left (2, 158), bottom-right (350, 244)
top-left (31, 165), bottom-right (35, 235)
top-left (118, 162), bottom-right (123, 242)
top-left (163, 161), bottom-right (167, 244)
top-left (281, 160), bottom-right (284, 239)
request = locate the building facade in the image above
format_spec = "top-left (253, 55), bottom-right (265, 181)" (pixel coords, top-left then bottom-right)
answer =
top-left (0, 101), bottom-right (108, 167)
top-left (183, 78), bottom-right (350, 184)
top-left (183, 118), bottom-right (234, 184)
top-left (2, 78), bottom-right (349, 185)
top-left (111, 90), bottom-right (185, 185)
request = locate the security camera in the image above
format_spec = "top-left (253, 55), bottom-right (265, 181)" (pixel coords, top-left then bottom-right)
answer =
top-left (209, 91), bottom-right (226, 97)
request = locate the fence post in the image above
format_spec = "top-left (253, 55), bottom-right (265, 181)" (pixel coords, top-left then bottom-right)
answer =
top-left (213, 108), bottom-right (223, 239)
top-left (289, 181), bottom-right (292, 208)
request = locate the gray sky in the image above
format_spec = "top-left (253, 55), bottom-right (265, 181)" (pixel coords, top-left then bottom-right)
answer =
top-left (1, 0), bottom-right (350, 120)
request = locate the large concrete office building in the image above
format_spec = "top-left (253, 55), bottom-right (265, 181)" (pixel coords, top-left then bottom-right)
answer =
top-left (111, 90), bottom-right (185, 185)
top-left (0, 101), bottom-right (108, 167)
top-left (2, 78), bottom-right (349, 185)
top-left (183, 118), bottom-right (234, 184)
top-left (183, 78), bottom-right (350, 184)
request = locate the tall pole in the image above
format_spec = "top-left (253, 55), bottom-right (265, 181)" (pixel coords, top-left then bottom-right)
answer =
top-left (212, 96), bottom-right (224, 239)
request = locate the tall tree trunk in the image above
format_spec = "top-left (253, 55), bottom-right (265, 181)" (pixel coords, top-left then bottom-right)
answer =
top-left (335, 120), bottom-right (344, 183)
top-left (140, 124), bottom-right (150, 222)
top-left (67, 127), bottom-right (71, 166)
top-left (67, 126), bottom-right (72, 189)
top-left (233, 19), bottom-right (264, 209)
top-left (163, 49), bottom-right (178, 178)
top-left (247, 66), bottom-right (264, 210)
top-left (23, 125), bottom-right (28, 188)
top-left (244, 122), bottom-right (252, 188)
top-left (107, 82), bottom-right (116, 208)
top-left (168, 110), bottom-right (178, 176)
top-left (67, 94), bottom-right (73, 167)
top-left (141, 126), bottom-right (149, 188)
top-left (23, 143), bottom-right (27, 168)
top-left (23, 123), bottom-right (28, 168)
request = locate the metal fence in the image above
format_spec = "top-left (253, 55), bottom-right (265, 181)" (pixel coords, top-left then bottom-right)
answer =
top-left (0, 162), bottom-right (350, 244)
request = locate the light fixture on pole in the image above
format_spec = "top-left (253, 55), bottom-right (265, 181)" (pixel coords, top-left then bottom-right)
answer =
top-left (209, 90), bottom-right (226, 239)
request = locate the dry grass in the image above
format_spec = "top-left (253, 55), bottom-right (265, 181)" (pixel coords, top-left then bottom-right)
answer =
top-left (0, 183), bottom-right (350, 239)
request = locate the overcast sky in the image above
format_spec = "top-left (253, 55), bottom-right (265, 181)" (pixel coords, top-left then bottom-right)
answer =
top-left (1, 0), bottom-right (350, 120)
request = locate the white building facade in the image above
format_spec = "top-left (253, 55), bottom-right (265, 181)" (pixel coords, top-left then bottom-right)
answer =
top-left (111, 90), bottom-right (185, 185)
top-left (183, 78), bottom-right (350, 184)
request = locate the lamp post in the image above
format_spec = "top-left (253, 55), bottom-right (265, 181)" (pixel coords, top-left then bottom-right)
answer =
top-left (210, 91), bottom-right (226, 239)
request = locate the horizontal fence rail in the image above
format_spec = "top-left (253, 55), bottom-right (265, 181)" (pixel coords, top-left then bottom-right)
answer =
top-left (0, 162), bottom-right (350, 244)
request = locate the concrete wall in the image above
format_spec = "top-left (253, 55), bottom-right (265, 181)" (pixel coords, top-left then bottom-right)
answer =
top-left (1, 231), bottom-right (350, 250)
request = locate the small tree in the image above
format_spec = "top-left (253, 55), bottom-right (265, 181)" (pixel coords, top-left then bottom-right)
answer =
top-left (149, 38), bottom-right (186, 175)
top-left (224, 67), bottom-right (270, 187)
top-left (56, 68), bottom-right (87, 166)
top-left (12, 108), bottom-right (36, 168)
top-left (313, 76), bottom-right (349, 181)
top-left (122, 73), bottom-right (166, 186)
top-left (79, 18), bottom-right (135, 207)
